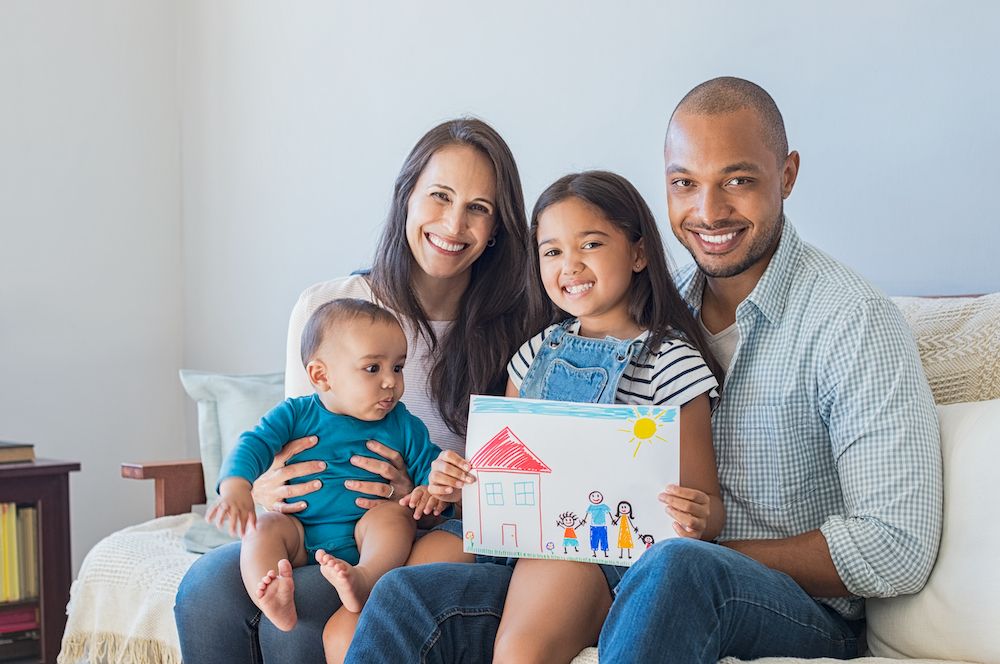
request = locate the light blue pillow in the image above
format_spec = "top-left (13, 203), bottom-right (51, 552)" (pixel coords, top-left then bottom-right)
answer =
top-left (178, 369), bottom-right (285, 503)
top-left (179, 370), bottom-right (285, 552)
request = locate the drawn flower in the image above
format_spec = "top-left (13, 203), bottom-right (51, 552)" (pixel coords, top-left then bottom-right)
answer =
top-left (546, 541), bottom-right (555, 552)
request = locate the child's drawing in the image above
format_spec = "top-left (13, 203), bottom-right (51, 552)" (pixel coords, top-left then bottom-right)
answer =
top-left (463, 395), bottom-right (681, 567)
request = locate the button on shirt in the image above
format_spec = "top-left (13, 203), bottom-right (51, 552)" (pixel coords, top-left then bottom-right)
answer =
top-left (675, 221), bottom-right (942, 619)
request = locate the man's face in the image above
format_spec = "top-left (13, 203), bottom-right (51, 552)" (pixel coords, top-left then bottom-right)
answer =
top-left (664, 108), bottom-right (798, 281)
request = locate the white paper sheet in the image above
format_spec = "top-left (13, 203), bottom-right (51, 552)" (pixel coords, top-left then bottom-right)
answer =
top-left (462, 395), bottom-right (680, 566)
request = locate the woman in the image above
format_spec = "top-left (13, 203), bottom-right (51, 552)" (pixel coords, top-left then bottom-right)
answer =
top-left (174, 117), bottom-right (529, 664)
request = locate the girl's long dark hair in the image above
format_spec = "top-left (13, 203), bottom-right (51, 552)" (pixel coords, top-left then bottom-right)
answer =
top-left (527, 170), bottom-right (723, 387)
top-left (369, 118), bottom-right (530, 435)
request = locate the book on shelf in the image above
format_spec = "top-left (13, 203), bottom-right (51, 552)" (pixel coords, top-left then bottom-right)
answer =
top-left (16, 507), bottom-right (37, 600)
top-left (0, 606), bottom-right (38, 633)
top-left (0, 443), bottom-right (33, 465)
top-left (0, 627), bottom-right (41, 661)
top-left (0, 505), bottom-right (18, 603)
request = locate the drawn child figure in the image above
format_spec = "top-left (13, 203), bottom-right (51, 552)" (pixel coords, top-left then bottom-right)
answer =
top-left (612, 501), bottom-right (640, 559)
top-left (207, 299), bottom-right (446, 633)
top-left (638, 534), bottom-right (655, 550)
top-left (584, 491), bottom-right (613, 558)
top-left (430, 171), bottom-right (727, 663)
top-left (556, 511), bottom-right (585, 554)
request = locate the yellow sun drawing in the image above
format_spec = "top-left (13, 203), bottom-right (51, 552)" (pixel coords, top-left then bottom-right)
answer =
top-left (618, 408), bottom-right (670, 457)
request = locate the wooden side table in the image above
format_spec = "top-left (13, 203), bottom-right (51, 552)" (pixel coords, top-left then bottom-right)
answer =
top-left (0, 458), bottom-right (80, 664)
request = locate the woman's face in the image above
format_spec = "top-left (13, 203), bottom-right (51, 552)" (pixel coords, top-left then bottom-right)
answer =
top-left (405, 145), bottom-right (498, 285)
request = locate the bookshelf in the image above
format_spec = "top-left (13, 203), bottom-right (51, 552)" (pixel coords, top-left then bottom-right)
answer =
top-left (0, 459), bottom-right (80, 663)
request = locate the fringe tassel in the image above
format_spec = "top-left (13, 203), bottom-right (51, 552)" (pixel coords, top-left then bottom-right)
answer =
top-left (58, 631), bottom-right (182, 664)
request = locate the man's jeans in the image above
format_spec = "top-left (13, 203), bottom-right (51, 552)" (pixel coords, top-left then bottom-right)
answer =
top-left (345, 538), bottom-right (859, 664)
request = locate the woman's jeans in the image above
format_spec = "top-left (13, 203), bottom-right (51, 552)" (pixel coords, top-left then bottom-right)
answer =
top-left (175, 541), bottom-right (341, 664)
top-left (344, 538), bottom-right (859, 664)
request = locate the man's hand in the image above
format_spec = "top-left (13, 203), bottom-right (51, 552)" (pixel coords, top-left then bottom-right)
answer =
top-left (344, 440), bottom-right (415, 510)
top-left (250, 435), bottom-right (325, 513)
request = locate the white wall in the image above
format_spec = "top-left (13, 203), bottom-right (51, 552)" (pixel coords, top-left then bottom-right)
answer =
top-left (0, 1), bottom-right (184, 572)
top-left (1, 0), bottom-right (998, 573)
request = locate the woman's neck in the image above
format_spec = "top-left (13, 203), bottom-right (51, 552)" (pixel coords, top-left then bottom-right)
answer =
top-left (411, 269), bottom-right (470, 321)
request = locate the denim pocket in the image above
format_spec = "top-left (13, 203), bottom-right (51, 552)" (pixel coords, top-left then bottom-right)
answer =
top-left (540, 358), bottom-right (610, 403)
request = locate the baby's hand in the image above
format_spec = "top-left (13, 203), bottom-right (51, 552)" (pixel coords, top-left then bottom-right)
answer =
top-left (206, 477), bottom-right (256, 537)
top-left (428, 449), bottom-right (474, 502)
top-left (399, 485), bottom-right (449, 519)
top-left (659, 485), bottom-right (711, 540)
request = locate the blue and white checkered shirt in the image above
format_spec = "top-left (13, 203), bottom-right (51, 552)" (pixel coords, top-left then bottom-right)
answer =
top-left (675, 221), bottom-right (943, 619)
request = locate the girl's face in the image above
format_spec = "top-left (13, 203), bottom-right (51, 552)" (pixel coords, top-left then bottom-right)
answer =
top-left (536, 197), bottom-right (646, 336)
top-left (405, 145), bottom-right (498, 287)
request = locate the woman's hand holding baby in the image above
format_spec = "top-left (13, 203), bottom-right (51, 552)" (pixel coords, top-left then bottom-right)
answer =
top-left (208, 477), bottom-right (257, 537)
top-left (660, 485), bottom-right (712, 539)
top-left (428, 450), bottom-right (475, 502)
top-left (251, 435), bottom-right (325, 514)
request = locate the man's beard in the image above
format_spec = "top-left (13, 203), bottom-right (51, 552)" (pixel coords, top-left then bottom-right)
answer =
top-left (695, 209), bottom-right (784, 279)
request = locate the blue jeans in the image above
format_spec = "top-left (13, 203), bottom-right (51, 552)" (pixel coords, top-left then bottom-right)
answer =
top-left (345, 539), bottom-right (859, 663)
top-left (175, 541), bottom-right (341, 664)
top-left (599, 538), bottom-right (860, 663)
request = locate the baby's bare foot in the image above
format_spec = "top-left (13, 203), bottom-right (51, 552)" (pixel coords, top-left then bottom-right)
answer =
top-left (256, 558), bottom-right (297, 631)
top-left (316, 549), bottom-right (374, 613)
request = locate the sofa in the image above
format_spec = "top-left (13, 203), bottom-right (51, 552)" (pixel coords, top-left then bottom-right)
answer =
top-left (58, 294), bottom-right (1000, 664)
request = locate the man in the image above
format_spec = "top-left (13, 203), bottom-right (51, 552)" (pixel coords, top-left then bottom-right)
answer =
top-left (598, 77), bottom-right (943, 662)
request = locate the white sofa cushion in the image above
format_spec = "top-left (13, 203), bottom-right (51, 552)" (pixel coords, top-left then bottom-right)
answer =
top-left (866, 398), bottom-right (1000, 663)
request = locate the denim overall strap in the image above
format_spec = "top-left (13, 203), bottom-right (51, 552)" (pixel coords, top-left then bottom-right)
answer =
top-left (519, 319), bottom-right (643, 404)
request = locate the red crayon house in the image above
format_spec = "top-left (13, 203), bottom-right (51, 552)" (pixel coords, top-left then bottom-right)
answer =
top-left (469, 427), bottom-right (552, 553)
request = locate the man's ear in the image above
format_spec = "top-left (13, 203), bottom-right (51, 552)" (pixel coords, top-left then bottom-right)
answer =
top-left (633, 238), bottom-right (648, 273)
top-left (781, 150), bottom-right (800, 199)
top-left (307, 360), bottom-right (330, 391)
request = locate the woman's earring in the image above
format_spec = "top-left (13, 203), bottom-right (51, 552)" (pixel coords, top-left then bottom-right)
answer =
top-left (487, 237), bottom-right (497, 248)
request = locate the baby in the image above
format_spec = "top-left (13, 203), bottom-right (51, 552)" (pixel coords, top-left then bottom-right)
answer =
top-left (207, 298), bottom-right (445, 631)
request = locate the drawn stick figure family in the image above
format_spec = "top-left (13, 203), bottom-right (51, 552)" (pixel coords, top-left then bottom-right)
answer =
top-left (558, 491), bottom-right (650, 559)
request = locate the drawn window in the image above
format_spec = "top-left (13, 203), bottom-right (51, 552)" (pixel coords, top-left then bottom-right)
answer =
top-left (514, 481), bottom-right (535, 506)
top-left (485, 482), bottom-right (504, 506)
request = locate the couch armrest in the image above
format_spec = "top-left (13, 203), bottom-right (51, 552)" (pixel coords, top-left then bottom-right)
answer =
top-left (122, 460), bottom-right (207, 517)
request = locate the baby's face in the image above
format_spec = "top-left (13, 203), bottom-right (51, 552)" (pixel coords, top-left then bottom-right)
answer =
top-left (313, 319), bottom-right (407, 421)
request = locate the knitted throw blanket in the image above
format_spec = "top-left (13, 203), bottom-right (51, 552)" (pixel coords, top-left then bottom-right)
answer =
top-left (58, 514), bottom-right (199, 664)
top-left (892, 294), bottom-right (1000, 405)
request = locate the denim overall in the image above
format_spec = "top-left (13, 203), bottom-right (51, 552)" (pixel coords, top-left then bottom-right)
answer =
top-left (518, 319), bottom-right (644, 403)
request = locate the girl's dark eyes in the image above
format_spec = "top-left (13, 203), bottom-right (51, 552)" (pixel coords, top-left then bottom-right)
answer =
top-left (583, 241), bottom-right (601, 249)
top-left (541, 248), bottom-right (561, 257)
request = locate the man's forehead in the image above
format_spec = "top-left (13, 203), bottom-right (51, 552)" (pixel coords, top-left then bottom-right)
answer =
top-left (664, 109), bottom-right (775, 173)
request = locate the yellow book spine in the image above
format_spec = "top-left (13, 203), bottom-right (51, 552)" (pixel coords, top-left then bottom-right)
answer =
top-left (3, 503), bottom-right (19, 602)
top-left (1, 503), bottom-right (9, 602)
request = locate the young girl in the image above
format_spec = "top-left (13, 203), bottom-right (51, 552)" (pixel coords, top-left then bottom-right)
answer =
top-left (430, 170), bottom-right (726, 663)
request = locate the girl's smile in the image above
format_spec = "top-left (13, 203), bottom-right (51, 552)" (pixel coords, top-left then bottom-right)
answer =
top-left (536, 197), bottom-right (646, 339)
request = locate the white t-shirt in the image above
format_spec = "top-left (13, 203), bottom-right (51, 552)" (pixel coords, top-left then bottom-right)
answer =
top-left (284, 274), bottom-right (464, 455)
top-left (507, 319), bottom-right (718, 408)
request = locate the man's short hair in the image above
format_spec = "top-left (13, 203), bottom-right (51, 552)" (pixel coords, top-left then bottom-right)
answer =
top-left (670, 76), bottom-right (788, 164)
top-left (300, 298), bottom-right (400, 367)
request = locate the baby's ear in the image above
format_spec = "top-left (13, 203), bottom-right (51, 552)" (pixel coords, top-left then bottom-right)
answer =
top-left (307, 360), bottom-right (330, 391)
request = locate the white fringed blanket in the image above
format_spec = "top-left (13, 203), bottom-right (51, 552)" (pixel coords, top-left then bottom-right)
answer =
top-left (58, 513), bottom-right (199, 664)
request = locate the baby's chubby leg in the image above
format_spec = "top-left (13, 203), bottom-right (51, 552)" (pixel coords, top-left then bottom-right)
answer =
top-left (317, 499), bottom-right (416, 614)
top-left (240, 511), bottom-right (309, 632)
top-left (492, 558), bottom-right (614, 664)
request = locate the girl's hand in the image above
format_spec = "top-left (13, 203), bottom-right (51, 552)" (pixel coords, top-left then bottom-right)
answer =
top-left (345, 440), bottom-right (415, 509)
top-left (660, 485), bottom-right (712, 539)
top-left (208, 477), bottom-right (256, 537)
top-left (400, 485), bottom-right (449, 519)
top-left (428, 450), bottom-right (474, 500)
top-left (251, 435), bottom-right (325, 513)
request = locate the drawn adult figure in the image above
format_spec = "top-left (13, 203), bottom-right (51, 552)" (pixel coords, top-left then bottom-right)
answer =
top-left (174, 118), bottom-right (531, 664)
top-left (612, 501), bottom-right (639, 560)
top-left (584, 490), bottom-right (613, 558)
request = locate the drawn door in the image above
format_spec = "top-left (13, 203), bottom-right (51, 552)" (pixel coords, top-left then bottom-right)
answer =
top-left (502, 523), bottom-right (518, 548)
